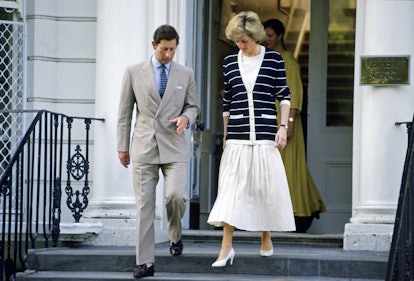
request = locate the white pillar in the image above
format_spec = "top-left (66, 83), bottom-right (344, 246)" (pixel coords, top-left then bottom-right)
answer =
top-left (87, 0), bottom-right (171, 245)
top-left (344, 0), bottom-right (414, 251)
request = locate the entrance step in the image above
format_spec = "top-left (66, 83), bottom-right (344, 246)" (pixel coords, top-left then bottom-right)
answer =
top-left (16, 271), bottom-right (383, 281)
top-left (183, 230), bottom-right (344, 246)
top-left (16, 230), bottom-right (387, 281)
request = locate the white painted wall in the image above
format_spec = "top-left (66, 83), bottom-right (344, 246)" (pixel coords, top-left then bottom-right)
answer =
top-left (26, 0), bottom-right (193, 245)
top-left (25, 0), bottom-right (414, 250)
top-left (26, 0), bottom-right (97, 116)
top-left (25, 0), bottom-right (98, 224)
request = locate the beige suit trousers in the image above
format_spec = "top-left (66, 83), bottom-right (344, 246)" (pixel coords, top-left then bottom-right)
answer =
top-left (132, 161), bottom-right (188, 265)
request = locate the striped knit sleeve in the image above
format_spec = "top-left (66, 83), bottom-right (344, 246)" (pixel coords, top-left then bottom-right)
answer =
top-left (222, 55), bottom-right (238, 117)
top-left (266, 51), bottom-right (290, 103)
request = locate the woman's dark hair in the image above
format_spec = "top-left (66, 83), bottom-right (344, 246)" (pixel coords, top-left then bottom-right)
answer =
top-left (263, 19), bottom-right (286, 50)
top-left (153, 24), bottom-right (180, 45)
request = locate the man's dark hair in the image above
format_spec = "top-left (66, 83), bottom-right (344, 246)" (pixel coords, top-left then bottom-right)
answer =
top-left (153, 25), bottom-right (180, 45)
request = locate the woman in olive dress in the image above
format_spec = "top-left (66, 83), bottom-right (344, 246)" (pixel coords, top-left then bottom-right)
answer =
top-left (263, 18), bottom-right (326, 233)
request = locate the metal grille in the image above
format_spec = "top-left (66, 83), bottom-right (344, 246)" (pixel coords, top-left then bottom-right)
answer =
top-left (0, 20), bottom-right (25, 174)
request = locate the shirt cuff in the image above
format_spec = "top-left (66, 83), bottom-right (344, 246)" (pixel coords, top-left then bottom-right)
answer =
top-left (280, 100), bottom-right (291, 106)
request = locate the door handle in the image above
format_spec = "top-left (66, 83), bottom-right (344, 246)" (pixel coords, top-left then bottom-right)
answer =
top-left (196, 121), bottom-right (205, 131)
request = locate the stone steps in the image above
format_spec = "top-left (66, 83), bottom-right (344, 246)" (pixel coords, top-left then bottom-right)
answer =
top-left (15, 231), bottom-right (388, 281)
top-left (16, 271), bottom-right (381, 281)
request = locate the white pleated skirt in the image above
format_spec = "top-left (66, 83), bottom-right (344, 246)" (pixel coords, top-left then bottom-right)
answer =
top-left (207, 142), bottom-right (296, 231)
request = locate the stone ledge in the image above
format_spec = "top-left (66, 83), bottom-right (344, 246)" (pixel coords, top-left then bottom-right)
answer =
top-left (343, 223), bottom-right (393, 251)
top-left (59, 222), bottom-right (103, 244)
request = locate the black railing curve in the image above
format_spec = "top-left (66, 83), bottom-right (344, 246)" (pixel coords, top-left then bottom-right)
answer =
top-left (0, 109), bottom-right (104, 281)
top-left (386, 114), bottom-right (414, 281)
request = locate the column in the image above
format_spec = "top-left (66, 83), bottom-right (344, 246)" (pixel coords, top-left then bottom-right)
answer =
top-left (87, 0), bottom-right (170, 245)
top-left (344, 0), bottom-right (414, 251)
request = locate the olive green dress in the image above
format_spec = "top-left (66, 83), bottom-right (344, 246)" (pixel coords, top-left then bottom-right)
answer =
top-left (277, 51), bottom-right (326, 232)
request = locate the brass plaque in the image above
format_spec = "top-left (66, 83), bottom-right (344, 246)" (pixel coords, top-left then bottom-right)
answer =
top-left (360, 56), bottom-right (410, 85)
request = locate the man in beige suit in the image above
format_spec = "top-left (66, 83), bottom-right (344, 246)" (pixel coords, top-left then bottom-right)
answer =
top-left (117, 25), bottom-right (198, 279)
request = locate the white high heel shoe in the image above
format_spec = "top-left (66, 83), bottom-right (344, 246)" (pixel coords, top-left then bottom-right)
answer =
top-left (211, 248), bottom-right (235, 267)
top-left (260, 247), bottom-right (274, 257)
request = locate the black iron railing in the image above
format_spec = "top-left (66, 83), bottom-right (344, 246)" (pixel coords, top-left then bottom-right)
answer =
top-left (0, 110), bottom-right (104, 281)
top-left (386, 114), bottom-right (414, 281)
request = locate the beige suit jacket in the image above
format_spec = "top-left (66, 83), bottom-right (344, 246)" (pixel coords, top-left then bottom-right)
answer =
top-left (117, 59), bottom-right (198, 164)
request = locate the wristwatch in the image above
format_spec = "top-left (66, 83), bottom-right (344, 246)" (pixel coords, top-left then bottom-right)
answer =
top-left (288, 117), bottom-right (295, 122)
top-left (280, 124), bottom-right (288, 129)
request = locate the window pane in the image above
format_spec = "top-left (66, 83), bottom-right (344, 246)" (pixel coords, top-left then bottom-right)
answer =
top-left (326, 0), bottom-right (355, 127)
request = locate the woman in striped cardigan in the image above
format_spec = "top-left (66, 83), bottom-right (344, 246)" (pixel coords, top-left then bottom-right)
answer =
top-left (207, 11), bottom-right (296, 267)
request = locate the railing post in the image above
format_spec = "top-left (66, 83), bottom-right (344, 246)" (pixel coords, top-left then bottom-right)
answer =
top-left (386, 115), bottom-right (414, 280)
top-left (52, 177), bottom-right (61, 247)
top-left (64, 118), bottom-right (92, 223)
top-left (0, 241), bottom-right (3, 281)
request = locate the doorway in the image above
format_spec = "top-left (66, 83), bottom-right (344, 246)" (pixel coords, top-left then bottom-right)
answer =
top-left (192, 0), bottom-right (355, 234)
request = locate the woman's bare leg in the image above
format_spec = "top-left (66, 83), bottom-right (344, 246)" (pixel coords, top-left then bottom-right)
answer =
top-left (261, 231), bottom-right (273, 251)
top-left (216, 223), bottom-right (235, 260)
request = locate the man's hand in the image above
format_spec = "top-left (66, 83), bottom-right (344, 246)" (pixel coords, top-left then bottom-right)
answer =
top-left (169, 115), bottom-right (188, 135)
top-left (118, 151), bottom-right (130, 168)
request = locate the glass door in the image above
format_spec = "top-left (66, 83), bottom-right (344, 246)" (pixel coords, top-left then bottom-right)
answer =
top-left (306, 0), bottom-right (355, 233)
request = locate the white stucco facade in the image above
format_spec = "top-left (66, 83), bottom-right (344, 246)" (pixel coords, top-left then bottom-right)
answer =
top-left (13, 0), bottom-right (414, 250)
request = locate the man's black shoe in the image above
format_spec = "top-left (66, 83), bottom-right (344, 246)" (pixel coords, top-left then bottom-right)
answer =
top-left (133, 264), bottom-right (154, 279)
top-left (169, 239), bottom-right (183, 256)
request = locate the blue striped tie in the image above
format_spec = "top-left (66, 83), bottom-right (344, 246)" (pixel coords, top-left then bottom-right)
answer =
top-left (159, 64), bottom-right (167, 97)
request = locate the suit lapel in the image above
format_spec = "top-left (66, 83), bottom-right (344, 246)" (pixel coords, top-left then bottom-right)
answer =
top-left (156, 62), bottom-right (180, 115)
top-left (140, 59), bottom-right (162, 104)
top-left (160, 62), bottom-right (179, 100)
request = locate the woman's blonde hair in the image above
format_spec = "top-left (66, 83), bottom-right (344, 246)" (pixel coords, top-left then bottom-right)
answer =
top-left (225, 11), bottom-right (266, 43)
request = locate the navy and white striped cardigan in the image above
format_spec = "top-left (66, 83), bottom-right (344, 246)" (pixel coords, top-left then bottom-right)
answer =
top-left (223, 48), bottom-right (291, 143)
